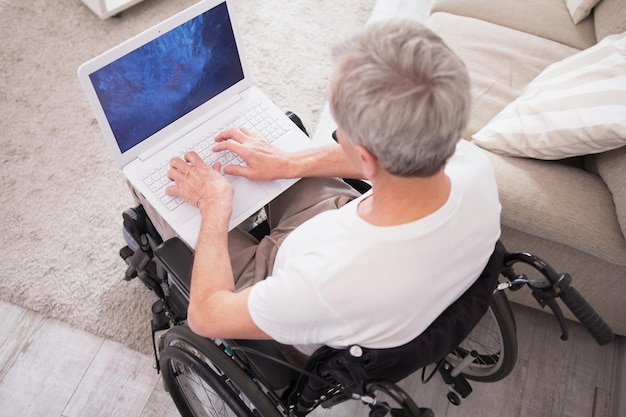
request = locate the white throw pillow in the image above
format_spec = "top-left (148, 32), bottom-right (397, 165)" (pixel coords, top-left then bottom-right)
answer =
top-left (565, 0), bottom-right (602, 24)
top-left (472, 32), bottom-right (626, 160)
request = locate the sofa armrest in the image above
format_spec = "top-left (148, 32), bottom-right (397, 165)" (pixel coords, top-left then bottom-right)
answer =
top-left (430, 0), bottom-right (596, 50)
top-left (482, 150), bottom-right (626, 265)
top-left (586, 146), bottom-right (626, 243)
top-left (593, 0), bottom-right (626, 41)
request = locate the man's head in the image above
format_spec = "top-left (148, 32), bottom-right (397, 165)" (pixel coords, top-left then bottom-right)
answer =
top-left (329, 20), bottom-right (471, 178)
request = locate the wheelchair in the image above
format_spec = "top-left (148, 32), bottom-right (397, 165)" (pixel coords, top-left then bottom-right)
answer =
top-left (120, 205), bottom-right (615, 417)
top-left (119, 116), bottom-right (615, 417)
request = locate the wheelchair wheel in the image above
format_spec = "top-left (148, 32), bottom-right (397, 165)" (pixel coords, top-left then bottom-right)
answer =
top-left (446, 290), bottom-right (517, 382)
top-left (160, 326), bottom-right (283, 417)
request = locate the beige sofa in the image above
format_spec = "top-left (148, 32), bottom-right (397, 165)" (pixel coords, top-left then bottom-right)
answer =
top-left (419, 0), bottom-right (626, 335)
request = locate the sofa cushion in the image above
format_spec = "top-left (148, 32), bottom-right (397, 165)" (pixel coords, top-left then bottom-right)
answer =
top-left (594, 0), bottom-right (626, 41)
top-left (430, 0), bottom-right (597, 50)
top-left (482, 150), bottom-right (626, 265)
top-left (425, 12), bottom-right (578, 140)
top-left (565, 0), bottom-right (602, 24)
top-left (471, 32), bottom-right (626, 160)
top-left (586, 146), bottom-right (626, 240)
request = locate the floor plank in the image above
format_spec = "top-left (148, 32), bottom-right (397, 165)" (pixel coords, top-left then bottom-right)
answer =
top-left (138, 377), bottom-right (182, 417)
top-left (516, 304), bottom-right (616, 417)
top-left (0, 300), bottom-right (43, 381)
top-left (0, 316), bottom-right (103, 417)
top-left (611, 337), bottom-right (626, 417)
top-left (63, 339), bottom-right (161, 417)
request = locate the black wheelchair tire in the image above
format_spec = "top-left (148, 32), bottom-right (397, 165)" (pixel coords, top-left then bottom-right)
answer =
top-left (160, 326), bottom-right (282, 417)
top-left (447, 290), bottom-right (518, 382)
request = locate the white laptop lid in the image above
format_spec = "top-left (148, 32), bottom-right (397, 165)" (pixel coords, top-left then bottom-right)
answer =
top-left (77, 0), bottom-right (251, 169)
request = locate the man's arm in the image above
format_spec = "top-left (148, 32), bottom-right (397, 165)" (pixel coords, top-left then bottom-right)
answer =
top-left (186, 212), bottom-right (268, 339)
top-left (166, 152), bottom-right (270, 339)
top-left (212, 128), bottom-right (363, 181)
top-left (163, 128), bottom-right (361, 340)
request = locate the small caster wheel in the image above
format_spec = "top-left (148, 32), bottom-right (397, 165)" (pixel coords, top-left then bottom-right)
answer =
top-left (447, 391), bottom-right (461, 406)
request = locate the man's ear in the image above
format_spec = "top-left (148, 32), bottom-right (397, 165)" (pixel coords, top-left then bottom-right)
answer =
top-left (355, 144), bottom-right (379, 179)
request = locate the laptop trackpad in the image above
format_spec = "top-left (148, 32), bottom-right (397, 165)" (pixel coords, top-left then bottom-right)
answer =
top-left (230, 177), bottom-right (268, 221)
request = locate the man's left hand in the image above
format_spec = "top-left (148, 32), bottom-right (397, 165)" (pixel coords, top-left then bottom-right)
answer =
top-left (166, 151), bottom-right (234, 221)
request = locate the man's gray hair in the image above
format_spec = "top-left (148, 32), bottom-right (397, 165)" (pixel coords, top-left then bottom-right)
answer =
top-left (329, 20), bottom-right (471, 177)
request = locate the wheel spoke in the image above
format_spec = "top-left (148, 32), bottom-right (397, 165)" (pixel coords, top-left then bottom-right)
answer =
top-left (445, 292), bottom-right (517, 382)
top-left (159, 327), bottom-right (283, 417)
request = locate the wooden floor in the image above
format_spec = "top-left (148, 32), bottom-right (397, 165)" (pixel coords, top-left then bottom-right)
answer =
top-left (0, 299), bottom-right (621, 417)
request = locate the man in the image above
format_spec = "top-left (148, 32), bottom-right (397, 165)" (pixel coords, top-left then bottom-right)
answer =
top-left (151, 20), bottom-right (500, 356)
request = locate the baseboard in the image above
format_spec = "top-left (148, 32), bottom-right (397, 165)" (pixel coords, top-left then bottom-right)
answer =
top-left (611, 336), bottom-right (626, 417)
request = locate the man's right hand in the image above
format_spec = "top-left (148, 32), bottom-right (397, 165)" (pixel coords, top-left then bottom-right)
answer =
top-left (212, 128), bottom-right (292, 181)
top-left (213, 127), bottom-right (365, 182)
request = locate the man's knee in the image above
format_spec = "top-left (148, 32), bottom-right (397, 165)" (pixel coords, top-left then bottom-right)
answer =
top-left (267, 177), bottom-right (360, 228)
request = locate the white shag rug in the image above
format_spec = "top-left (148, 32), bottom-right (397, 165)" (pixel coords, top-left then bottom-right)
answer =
top-left (0, 0), bottom-right (374, 354)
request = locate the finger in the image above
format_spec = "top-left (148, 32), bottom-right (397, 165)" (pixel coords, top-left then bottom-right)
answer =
top-left (216, 127), bottom-right (257, 143)
top-left (222, 163), bottom-right (251, 178)
top-left (165, 183), bottom-right (180, 197)
top-left (212, 137), bottom-right (246, 155)
top-left (167, 165), bottom-right (186, 182)
top-left (184, 151), bottom-right (205, 167)
top-left (169, 156), bottom-right (187, 170)
top-left (214, 127), bottom-right (246, 143)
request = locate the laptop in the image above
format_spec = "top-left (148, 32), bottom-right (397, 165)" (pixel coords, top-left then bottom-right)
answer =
top-left (78, 0), bottom-right (314, 249)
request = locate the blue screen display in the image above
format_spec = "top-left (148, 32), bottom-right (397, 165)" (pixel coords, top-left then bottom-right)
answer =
top-left (90, 2), bottom-right (244, 153)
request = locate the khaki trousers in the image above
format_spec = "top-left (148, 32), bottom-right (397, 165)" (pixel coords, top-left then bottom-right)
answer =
top-left (130, 177), bottom-right (361, 289)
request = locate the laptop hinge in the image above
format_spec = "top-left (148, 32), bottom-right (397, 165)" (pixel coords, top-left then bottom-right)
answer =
top-left (138, 94), bottom-right (243, 162)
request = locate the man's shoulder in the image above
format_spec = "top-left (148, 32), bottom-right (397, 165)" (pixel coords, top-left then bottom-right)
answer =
top-left (447, 140), bottom-right (497, 179)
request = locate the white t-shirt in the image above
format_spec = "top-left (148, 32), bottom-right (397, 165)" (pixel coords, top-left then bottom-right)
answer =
top-left (248, 140), bottom-right (501, 356)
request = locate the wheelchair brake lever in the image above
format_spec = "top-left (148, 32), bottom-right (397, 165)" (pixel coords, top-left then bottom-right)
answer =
top-left (124, 249), bottom-right (150, 280)
top-left (124, 234), bottom-right (153, 280)
top-left (532, 290), bottom-right (569, 341)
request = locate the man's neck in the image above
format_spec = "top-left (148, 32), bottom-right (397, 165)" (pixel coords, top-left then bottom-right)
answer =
top-left (357, 169), bottom-right (451, 227)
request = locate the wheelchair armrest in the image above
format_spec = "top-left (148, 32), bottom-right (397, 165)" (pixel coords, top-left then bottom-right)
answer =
top-left (154, 237), bottom-right (194, 296)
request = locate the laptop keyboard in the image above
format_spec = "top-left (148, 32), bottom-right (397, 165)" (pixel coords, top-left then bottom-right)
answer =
top-left (140, 101), bottom-right (289, 211)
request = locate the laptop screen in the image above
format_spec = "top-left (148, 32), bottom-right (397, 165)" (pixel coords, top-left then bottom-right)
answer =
top-left (88, 1), bottom-right (244, 154)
